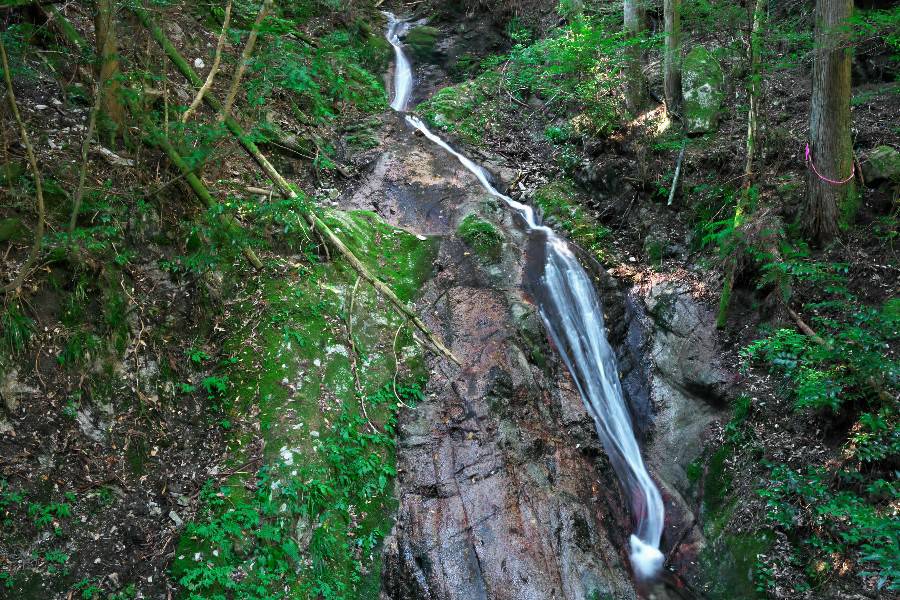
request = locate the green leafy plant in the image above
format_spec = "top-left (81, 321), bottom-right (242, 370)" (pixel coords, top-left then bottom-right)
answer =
top-left (759, 465), bottom-right (899, 591)
top-left (174, 381), bottom-right (424, 600)
top-left (1, 302), bottom-right (33, 356)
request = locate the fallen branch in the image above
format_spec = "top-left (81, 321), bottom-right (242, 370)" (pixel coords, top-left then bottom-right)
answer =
top-left (667, 144), bottom-right (685, 206)
top-left (131, 7), bottom-right (333, 169)
top-left (219, 0), bottom-right (272, 122)
top-left (1, 36), bottom-right (46, 295)
top-left (786, 306), bottom-right (828, 347)
top-left (137, 112), bottom-right (263, 270)
top-left (134, 8), bottom-right (460, 365)
top-left (391, 323), bottom-right (409, 408)
top-left (182, 0), bottom-right (232, 123)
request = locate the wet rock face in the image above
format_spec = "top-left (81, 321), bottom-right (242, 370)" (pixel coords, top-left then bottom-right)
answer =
top-left (380, 269), bottom-right (636, 600)
top-left (630, 280), bottom-right (731, 498)
top-left (362, 118), bottom-right (636, 600)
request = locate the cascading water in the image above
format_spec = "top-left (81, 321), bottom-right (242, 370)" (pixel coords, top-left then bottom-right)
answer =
top-left (383, 13), bottom-right (665, 579)
top-left (385, 14), bottom-right (413, 111)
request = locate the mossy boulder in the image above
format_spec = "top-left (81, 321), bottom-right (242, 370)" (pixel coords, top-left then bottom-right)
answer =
top-left (457, 213), bottom-right (503, 263)
top-left (682, 47), bottom-right (725, 134)
top-left (0, 218), bottom-right (29, 243)
top-left (862, 145), bottom-right (900, 185)
top-left (405, 25), bottom-right (440, 61)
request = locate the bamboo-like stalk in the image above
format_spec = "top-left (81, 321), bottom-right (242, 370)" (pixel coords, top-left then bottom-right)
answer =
top-left (135, 107), bottom-right (264, 270)
top-left (1, 36), bottom-right (46, 295)
top-left (131, 7), bottom-right (460, 364)
top-left (218, 0), bottom-right (272, 123)
top-left (182, 0), bottom-right (232, 123)
top-left (45, 6), bottom-right (262, 270)
top-left (716, 0), bottom-right (767, 329)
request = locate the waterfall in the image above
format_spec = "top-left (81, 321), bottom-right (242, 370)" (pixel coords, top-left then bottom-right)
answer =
top-left (385, 14), bottom-right (413, 111)
top-left (383, 13), bottom-right (665, 579)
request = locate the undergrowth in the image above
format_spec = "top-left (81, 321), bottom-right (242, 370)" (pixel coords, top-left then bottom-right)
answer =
top-left (175, 382), bottom-right (424, 600)
top-left (739, 251), bottom-right (899, 593)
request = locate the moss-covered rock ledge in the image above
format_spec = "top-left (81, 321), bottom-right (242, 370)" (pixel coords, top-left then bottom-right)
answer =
top-left (172, 210), bottom-right (438, 599)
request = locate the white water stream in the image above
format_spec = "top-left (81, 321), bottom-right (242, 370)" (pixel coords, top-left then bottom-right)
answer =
top-left (384, 13), bottom-right (665, 579)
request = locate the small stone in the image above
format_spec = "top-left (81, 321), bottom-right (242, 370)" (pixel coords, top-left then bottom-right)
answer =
top-left (193, 57), bottom-right (205, 69)
top-left (169, 510), bottom-right (183, 527)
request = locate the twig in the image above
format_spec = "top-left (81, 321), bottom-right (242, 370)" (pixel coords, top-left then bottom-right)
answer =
top-left (1, 36), bottom-right (46, 295)
top-left (346, 276), bottom-right (378, 433)
top-left (391, 323), bottom-right (408, 408)
top-left (182, 0), bottom-right (232, 123)
top-left (218, 0), bottom-right (272, 122)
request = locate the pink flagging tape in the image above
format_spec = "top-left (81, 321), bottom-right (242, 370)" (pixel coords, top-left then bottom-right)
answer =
top-left (805, 143), bottom-right (854, 185)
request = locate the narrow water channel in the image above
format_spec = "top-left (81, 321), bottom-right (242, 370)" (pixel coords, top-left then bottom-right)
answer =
top-left (383, 12), bottom-right (666, 579)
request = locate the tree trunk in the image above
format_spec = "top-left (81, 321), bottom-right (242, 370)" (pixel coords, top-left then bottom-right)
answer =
top-left (804, 0), bottom-right (854, 243)
top-left (623, 0), bottom-right (647, 114)
top-left (94, 0), bottom-right (124, 143)
top-left (663, 0), bottom-right (683, 113)
top-left (716, 0), bottom-right (767, 329)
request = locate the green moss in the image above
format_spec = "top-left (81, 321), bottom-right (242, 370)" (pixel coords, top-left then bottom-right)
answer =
top-left (534, 180), bottom-right (611, 260)
top-left (172, 209), bottom-right (437, 599)
top-left (698, 531), bottom-right (774, 600)
top-left (704, 445), bottom-right (734, 522)
top-left (418, 74), bottom-right (501, 146)
top-left (0, 217), bottom-right (29, 243)
top-left (458, 214), bottom-right (503, 262)
top-left (405, 25), bottom-right (440, 61)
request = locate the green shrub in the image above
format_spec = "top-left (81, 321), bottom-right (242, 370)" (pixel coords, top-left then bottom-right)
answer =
top-left (759, 465), bottom-right (899, 591)
top-left (1, 302), bottom-right (33, 357)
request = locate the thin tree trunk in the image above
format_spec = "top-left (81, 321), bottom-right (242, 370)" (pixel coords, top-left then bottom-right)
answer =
top-left (182, 0), bottom-right (232, 123)
top-left (69, 83), bottom-right (101, 238)
top-left (219, 0), bottom-right (272, 122)
top-left (623, 0), bottom-right (647, 114)
top-left (94, 0), bottom-right (124, 143)
top-left (803, 0), bottom-right (854, 243)
top-left (1, 37), bottom-right (45, 295)
top-left (663, 0), bottom-right (683, 113)
top-left (716, 0), bottom-right (767, 329)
